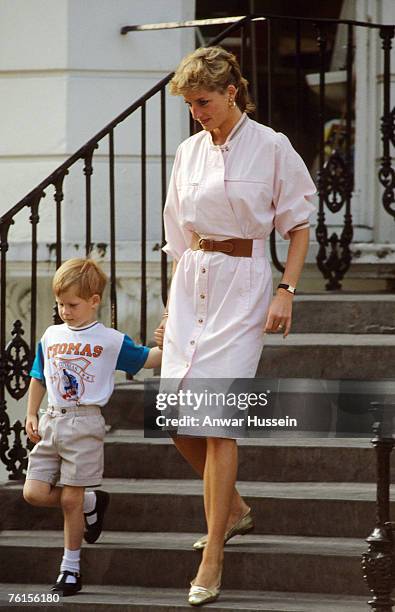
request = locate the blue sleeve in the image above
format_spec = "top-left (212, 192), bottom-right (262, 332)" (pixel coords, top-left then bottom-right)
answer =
top-left (116, 335), bottom-right (150, 375)
top-left (30, 342), bottom-right (45, 382)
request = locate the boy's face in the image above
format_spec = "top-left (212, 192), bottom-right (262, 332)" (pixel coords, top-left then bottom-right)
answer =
top-left (56, 287), bottom-right (100, 328)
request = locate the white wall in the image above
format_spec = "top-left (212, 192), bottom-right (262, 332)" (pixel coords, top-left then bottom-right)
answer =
top-left (0, 0), bottom-right (195, 235)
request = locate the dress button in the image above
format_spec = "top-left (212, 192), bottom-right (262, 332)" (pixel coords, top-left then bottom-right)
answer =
top-left (61, 409), bottom-right (66, 414)
top-left (198, 319), bottom-right (203, 324)
top-left (190, 340), bottom-right (195, 345)
top-left (200, 294), bottom-right (205, 299)
top-left (201, 268), bottom-right (206, 274)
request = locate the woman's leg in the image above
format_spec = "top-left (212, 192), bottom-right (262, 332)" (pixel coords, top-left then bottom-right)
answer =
top-left (171, 434), bottom-right (207, 474)
top-left (171, 434), bottom-right (249, 528)
top-left (170, 434), bottom-right (210, 527)
top-left (193, 437), bottom-right (238, 587)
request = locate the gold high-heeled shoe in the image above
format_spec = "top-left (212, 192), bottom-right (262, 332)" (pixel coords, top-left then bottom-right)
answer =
top-left (193, 508), bottom-right (254, 550)
top-left (188, 580), bottom-right (221, 606)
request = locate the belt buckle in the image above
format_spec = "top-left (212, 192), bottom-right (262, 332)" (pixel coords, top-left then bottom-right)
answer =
top-left (198, 238), bottom-right (213, 251)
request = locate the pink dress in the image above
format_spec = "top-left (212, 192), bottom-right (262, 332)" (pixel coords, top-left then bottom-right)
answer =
top-left (161, 113), bottom-right (316, 386)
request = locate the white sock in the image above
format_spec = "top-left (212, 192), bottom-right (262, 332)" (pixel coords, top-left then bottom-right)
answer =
top-left (59, 548), bottom-right (80, 583)
top-left (83, 491), bottom-right (97, 524)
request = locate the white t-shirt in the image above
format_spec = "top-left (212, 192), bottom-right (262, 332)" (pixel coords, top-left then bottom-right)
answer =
top-left (30, 321), bottom-right (149, 407)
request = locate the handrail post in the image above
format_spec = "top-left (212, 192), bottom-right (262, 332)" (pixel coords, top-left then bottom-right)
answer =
top-left (362, 402), bottom-right (395, 611)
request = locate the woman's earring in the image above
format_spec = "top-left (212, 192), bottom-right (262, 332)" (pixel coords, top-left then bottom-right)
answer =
top-left (228, 98), bottom-right (236, 108)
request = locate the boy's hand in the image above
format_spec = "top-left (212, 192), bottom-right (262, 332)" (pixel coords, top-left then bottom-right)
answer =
top-left (154, 316), bottom-right (167, 350)
top-left (154, 325), bottom-right (165, 349)
top-left (144, 346), bottom-right (162, 369)
top-left (25, 415), bottom-right (41, 444)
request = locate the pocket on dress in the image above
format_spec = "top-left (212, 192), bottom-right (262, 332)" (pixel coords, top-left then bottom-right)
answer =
top-left (177, 180), bottom-right (200, 226)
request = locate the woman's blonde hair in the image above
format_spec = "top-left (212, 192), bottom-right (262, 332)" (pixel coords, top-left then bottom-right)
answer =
top-left (53, 258), bottom-right (107, 299)
top-left (169, 46), bottom-right (255, 114)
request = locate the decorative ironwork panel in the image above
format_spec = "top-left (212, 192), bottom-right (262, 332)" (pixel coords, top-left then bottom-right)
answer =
top-left (378, 27), bottom-right (395, 222)
top-left (379, 112), bottom-right (395, 219)
top-left (314, 22), bottom-right (354, 290)
top-left (5, 320), bottom-right (31, 400)
top-left (322, 148), bottom-right (352, 214)
top-left (4, 420), bottom-right (29, 480)
top-left (0, 417), bottom-right (29, 480)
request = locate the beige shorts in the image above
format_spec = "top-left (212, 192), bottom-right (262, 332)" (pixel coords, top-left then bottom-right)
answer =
top-left (26, 405), bottom-right (106, 487)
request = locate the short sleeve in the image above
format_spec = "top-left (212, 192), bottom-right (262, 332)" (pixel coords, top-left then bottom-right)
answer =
top-left (273, 133), bottom-right (317, 240)
top-left (30, 341), bottom-right (45, 382)
top-left (116, 335), bottom-right (150, 375)
top-left (162, 145), bottom-right (193, 261)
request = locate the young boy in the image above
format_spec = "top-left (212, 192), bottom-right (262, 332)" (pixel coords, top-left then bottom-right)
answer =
top-left (23, 258), bottom-right (162, 596)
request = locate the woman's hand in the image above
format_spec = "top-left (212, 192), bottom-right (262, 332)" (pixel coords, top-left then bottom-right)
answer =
top-left (263, 290), bottom-right (293, 338)
top-left (154, 315), bottom-right (167, 349)
top-left (25, 414), bottom-right (41, 444)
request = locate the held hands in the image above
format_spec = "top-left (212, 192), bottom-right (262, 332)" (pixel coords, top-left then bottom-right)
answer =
top-left (263, 290), bottom-right (293, 338)
top-left (25, 414), bottom-right (41, 444)
top-left (154, 314), bottom-right (167, 350)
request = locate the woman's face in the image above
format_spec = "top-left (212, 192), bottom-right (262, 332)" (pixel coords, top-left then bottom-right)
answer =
top-left (183, 86), bottom-right (237, 131)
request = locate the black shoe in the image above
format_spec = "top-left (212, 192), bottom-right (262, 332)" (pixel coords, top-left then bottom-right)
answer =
top-left (84, 490), bottom-right (110, 544)
top-left (51, 570), bottom-right (82, 596)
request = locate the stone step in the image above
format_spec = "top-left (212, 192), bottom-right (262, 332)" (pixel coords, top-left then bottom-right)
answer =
top-left (258, 334), bottom-right (395, 379)
top-left (0, 531), bottom-right (369, 596)
top-left (291, 294), bottom-right (395, 334)
top-left (101, 430), bottom-right (383, 483)
top-left (106, 383), bottom-right (145, 429)
top-left (1, 479), bottom-right (390, 538)
top-left (0, 583), bottom-right (369, 611)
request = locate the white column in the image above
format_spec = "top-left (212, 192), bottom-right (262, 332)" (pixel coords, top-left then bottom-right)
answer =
top-left (353, 0), bottom-right (395, 253)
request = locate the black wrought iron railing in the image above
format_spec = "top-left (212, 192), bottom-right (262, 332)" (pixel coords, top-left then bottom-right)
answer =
top-left (0, 14), bottom-right (394, 482)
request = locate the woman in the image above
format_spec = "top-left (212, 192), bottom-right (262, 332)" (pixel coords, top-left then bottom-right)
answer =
top-left (155, 46), bottom-right (316, 606)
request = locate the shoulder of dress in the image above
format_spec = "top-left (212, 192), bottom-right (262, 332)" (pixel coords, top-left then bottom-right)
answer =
top-left (179, 130), bottom-right (207, 150)
top-left (242, 119), bottom-right (284, 145)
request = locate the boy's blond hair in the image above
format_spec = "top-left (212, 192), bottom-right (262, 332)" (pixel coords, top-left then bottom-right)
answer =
top-left (52, 258), bottom-right (107, 299)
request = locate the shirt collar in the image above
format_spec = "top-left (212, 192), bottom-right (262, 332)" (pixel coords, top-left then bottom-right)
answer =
top-left (66, 321), bottom-right (99, 332)
top-left (208, 112), bottom-right (248, 149)
top-left (224, 112), bottom-right (248, 143)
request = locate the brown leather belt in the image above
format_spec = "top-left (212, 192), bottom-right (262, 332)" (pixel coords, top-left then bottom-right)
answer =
top-left (191, 232), bottom-right (253, 257)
